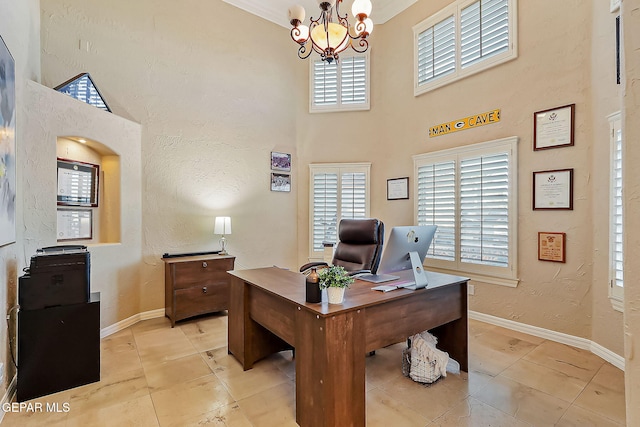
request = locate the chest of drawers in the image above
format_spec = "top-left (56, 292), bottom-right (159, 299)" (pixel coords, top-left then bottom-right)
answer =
top-left (163, 254), bottom-right (235, 327)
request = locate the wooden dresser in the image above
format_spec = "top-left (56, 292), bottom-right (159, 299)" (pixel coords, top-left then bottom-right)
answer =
top-left (163, 254), bottom-right (235, 327)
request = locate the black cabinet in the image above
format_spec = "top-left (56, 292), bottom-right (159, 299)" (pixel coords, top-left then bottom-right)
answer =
top-left (17, 292), bottom-right (100, 402)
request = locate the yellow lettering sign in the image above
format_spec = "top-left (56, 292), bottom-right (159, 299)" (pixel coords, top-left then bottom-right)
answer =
top-left (429, 109), bottom-right (501, 137)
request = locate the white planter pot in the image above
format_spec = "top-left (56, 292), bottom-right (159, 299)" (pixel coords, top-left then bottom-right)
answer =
top-left (327, 287), bottom-right (345, 304)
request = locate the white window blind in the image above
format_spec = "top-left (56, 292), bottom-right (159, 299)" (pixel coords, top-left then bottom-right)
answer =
top-left (417, 161), bottom-right (456, 261)
top-left (413, 137), bottom-right (518, 285)
top-left (310, 53), bottom-right (370, 112)
top-left (309, 164), bottom-right (371, 256)
top-left (460, 0), bottom-right (510, 68)
top-left (459, 152), bottom-right (509, 267)
top-left (413, 0), bottom-right (517, 96)
top-left (609, 112), bottom-right (623, 309)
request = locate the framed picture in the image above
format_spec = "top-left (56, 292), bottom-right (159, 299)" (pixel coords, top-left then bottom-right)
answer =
top-left (0, 35), bottom-right (16, 247)
top-left (57, 209), bottom-right (93, 241)
top-left (538, 232), bottom-right (566, 263)
top-left (57, 158), bottom-right (100, 207)
top-left (387, 177), bottom-right (409, 200)
top-left (534, 104), bottom-right (575, 150)
top-left (533, 169), bottom-right (573, 210)
top-left (271, 151), bottom-right (291, 172)
top-left (271, 173), bottom-right (291, 192)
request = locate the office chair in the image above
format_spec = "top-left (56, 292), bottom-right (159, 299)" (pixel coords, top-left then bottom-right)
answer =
top-left (300, 218), bottom-right (384, 276)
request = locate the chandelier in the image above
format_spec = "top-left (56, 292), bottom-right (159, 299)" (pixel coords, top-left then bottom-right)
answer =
top-left (288, 0), bottom-right (373, 63)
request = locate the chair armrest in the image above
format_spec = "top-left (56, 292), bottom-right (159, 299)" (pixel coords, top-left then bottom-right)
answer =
top-left (299, 262), bottom-right (328, 273)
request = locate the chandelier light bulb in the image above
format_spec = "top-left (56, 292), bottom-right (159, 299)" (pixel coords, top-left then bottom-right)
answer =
top-left (288, 5), bottom-right (306, 25)
top-left (363, 17), bottom-right (374, 35)
top-left (293, 24), bottom-right (310, 43)
top-left (352, 0), bottom-right (372, 19)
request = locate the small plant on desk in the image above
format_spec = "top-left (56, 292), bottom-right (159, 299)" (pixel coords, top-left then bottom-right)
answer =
top-left (318, 265), bottom-right (354, 304)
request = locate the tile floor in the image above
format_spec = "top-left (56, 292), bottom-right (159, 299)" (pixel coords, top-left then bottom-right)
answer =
top-left (2, 314), bottom-right (626, 426)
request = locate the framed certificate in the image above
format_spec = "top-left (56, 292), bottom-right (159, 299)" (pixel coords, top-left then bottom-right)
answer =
top-left (538, 232), bottom-right (566, 263)
top-left (57, 158), bottom-right (99, 207)
top-left (533, 169), bottom-right (573, 210)
top-left (534, 104), bottom-right (575, 150)
top-left (387, 177), bottom-right (409, 200)
top-left (57, 209), bottom-right (93, 241)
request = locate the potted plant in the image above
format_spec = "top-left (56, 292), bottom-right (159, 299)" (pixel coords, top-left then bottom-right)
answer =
top-left (318, 265), bottom-right (354, 304)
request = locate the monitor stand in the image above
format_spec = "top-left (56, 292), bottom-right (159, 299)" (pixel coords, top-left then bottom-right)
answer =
top-left (405, 251), bottom-right (429, 289)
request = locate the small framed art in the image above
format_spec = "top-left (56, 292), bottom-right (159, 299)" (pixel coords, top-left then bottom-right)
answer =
top-left (57, 158), bottom-right (99, 207)
top-left (271, 152), bottom-right (291, 172)
top-left (271, 173), bottom-right (291, 192)
top-left (387, 177), bottom-right (409, 200)
top-left (57, 209), bottom-right (93, 241)
top-left (538, 232), bottom-right (566, 263)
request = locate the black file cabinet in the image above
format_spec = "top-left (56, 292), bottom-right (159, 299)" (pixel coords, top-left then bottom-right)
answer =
top-left (17, 292), bottom-right (101, 402)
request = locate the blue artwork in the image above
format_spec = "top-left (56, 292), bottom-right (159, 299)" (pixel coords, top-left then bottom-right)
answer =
top-left (0, 35), bottom-right (15, 247)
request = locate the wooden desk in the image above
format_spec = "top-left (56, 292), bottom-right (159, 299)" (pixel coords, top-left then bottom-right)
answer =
top-left (228, 267), bottom-right (469, 427)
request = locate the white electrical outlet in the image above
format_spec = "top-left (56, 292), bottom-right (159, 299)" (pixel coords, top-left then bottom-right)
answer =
top-left (468, 284), bottom-right (475, 295)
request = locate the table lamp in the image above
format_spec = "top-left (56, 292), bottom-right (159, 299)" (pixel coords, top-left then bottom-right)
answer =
top-left (214, 216), bottom-right (232, 255)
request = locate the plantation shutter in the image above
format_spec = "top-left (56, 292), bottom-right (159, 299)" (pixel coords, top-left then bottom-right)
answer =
top-left (312, 173), bottom-right (339, 251)
top-left (313, 60), bottom-right (338, 106)
top-left (341, 56), bottom-right (367, 104)
top-left (417, 161), bottom-right (456, 261)
top-left (417, 15), bottom-right (456, 85)
top-left (460, 0), bottom-right (509, 68)
top-left (459, 152), bottom-right (510, 267)
top-left (612, 125), bottom-right (623, 289)
top-left (341, 172), bottom-right (367, 219)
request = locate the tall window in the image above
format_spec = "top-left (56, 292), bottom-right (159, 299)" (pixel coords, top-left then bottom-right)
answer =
top-left (414, 137), bottom-right (518, 286)
top-left (311, 53), bottom-right (370, 112)
top-left (609, 112), bottom-right (623, 311)
top-left (413, 0), bottom-right (517, 96)
top-left (309, 163), bottom-right (370, 258)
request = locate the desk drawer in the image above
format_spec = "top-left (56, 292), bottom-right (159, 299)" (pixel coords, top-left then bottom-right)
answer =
top-left (174, 283), bottom-right (228, 321)
top-left (172, 259), bottom-right (234, 289)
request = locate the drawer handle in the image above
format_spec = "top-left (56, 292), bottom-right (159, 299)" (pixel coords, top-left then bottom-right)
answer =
top-left (202, 262), bottom-right (208, 268)
top-left (202, 287), bottom-right (208, 294)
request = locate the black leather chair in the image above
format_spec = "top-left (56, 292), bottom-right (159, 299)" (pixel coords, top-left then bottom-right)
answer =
top-left (300, 218), bottom-right (384, 275)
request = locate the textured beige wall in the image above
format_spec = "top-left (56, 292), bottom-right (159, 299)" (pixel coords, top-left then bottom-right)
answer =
top-left (622, 0), bottom-right (640, 423)
top-left (40, 0), bottom-right (300, 314)
top-left (22, 82), bottom-right (142, 329)
top-left (294, 0), bottom-right (623, 351)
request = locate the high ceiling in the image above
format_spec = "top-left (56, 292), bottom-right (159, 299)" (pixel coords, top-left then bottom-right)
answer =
top-left (223, 0), bottom-right (417, 28)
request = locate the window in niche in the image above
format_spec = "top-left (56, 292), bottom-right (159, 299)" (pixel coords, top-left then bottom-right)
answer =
top-left (54, 73), bottom-right (111, 112)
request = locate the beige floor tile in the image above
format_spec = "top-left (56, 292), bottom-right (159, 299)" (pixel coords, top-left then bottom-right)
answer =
top-left (264, 350), bottom-right (296, 380)
top-left (143, 353), bottom-right (213, 393)
top-left (237, 382), bottom-right (297, 427)
top-left (213, 356), bottom-right (293, 401)
top-left (101, 328), bottom-right (143, 379)
top-left (131, 317), bottom-right (173, 334)
top-left (1, 404), bottom-right (68, 427)
top-left (365, 388), bottom-right (430, 427)
top-left (134, 325), bottom-right (198, 368)
top-left (468, 328), bottom-right (538, 376)
top-left (174, 402), bottom-right (253, 426)
top-left (66, 367), bottom-right (150, 413)
top-left (151, 374), bottom-right (235, 427)
top-left (573, 363), bottom-right (626, 425)
top-left (556, 404), bottom-right (624, 427)
top-left (472, 374), bottom-right (570, 425)
top-left (428, 397), bottom-right (530, 427)
top-left (179, 314), bottom-right (228, 352)
top-left (379, 372), bottom-right (469, 421)
top-left (365, 342), bottom-right (408, 389)
top-left (65, 394), bottom-right (159, 427)
top-left (523, 340), bottom-right (604, 382)
top-left (501, 359), bottom-right (588, 402)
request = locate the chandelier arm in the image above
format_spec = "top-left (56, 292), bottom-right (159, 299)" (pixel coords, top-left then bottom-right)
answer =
top-left (350, 37), bottom-right (369, 54)
top-left (291, 27), bottom-right (309, 44)
top-left (298, 43), bottom-right (314, 60)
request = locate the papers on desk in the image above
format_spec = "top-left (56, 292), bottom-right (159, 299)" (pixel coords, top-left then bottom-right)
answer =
top-left (371, 281), bottom-right (415, 292)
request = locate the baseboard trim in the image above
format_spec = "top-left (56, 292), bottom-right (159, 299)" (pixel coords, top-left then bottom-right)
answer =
top-left (469, 311), bottom-right (625, 371)
top-left (0, 375), bottom-right (17, 423)
top-left (100, 308), bottom-right (165, 338)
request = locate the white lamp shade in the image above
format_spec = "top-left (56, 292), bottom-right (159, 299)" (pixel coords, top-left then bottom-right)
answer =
top-left (363, 18), bottom-right (374, 35)
top-left (214, 217), bottom-right (232, 235)
top-left (288, 5), bottom-right (305, 24)
top-left (292, 24), bottom-right (310, 43)
top-left (310, 22), bottom-right (348, 51)
top-left (352, 0), bottom-right (372, 18)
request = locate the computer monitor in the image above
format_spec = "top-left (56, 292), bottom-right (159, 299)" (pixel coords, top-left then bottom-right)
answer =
top-left (378, 225), bottom-right (437, 274)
